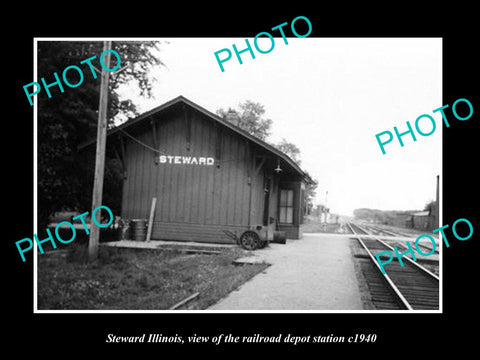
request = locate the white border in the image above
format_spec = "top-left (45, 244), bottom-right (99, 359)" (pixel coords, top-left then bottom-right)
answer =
top-left (33, 38), bottom-right (39, 312)
top-left (33, 37), bottom-right (443, 314)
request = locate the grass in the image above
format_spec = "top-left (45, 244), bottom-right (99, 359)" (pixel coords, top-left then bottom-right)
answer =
top-left (37, 244), bottom-right (268, 310)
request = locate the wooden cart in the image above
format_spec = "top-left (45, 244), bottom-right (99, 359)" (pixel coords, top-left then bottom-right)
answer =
top-left (224, 224), bottom-right (287, 250)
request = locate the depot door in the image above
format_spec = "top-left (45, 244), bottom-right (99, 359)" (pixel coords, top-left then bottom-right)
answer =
top-left (263, 177), bottom-right (271, 226)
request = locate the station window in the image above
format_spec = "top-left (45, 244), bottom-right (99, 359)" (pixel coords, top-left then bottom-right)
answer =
top-left (279, 189), bottom-right (294, 224)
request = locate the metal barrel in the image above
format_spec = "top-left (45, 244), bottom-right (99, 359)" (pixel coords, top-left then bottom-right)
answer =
top-left (272, 231), bottom-right (287, 244)
top-left (130, 219), bottom-right (147, 241)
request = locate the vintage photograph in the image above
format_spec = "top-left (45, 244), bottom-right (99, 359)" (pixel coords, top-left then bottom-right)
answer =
top-left (33, 37), bottom-right (442, 312)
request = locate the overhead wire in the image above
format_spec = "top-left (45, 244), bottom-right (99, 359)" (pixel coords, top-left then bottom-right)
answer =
top-left (115, 126), bottom-right (253, 164)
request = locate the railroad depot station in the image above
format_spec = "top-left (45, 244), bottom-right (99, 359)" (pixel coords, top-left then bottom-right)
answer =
top-left (77, 96), bottom-right (440, 311)
top-left (83, 95), bottom-right (313, 244)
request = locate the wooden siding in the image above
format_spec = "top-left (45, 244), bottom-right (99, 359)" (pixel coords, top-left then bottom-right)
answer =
top-left (151, 222), bottom-right (247, 243)
top-left (279, 224), bottom-right (302, 240)
top-left (121, 107), bottom-right (266, 243)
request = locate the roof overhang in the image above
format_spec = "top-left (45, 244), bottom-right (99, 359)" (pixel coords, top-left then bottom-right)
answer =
top-left (79, 95), bottom-right (313, 184)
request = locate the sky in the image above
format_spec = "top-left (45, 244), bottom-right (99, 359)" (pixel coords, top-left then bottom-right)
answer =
top-left (117, 37), bottom-right (442, 216)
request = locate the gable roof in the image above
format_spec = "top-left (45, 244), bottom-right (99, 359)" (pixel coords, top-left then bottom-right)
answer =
top-left (81, 95), bottom-right (312, 183)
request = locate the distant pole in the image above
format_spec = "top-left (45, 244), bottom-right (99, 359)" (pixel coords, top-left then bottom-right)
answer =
top-left (323, 190), bottom-right (328, 229)
top-left (88, 41), bottom-right (112, 261)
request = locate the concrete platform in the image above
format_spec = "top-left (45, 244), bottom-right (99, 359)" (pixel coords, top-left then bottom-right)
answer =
top-left (209, 233), bottom-right (364, 311)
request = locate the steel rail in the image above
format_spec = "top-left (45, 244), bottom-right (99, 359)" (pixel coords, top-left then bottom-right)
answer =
top-left (362, 224), bottom-right (407, 237)
top-left (353, 223), bottom-right (439, 281)
top-left (363, 223), bottom-right (439, 254)
top-left (346, 222), bottom-right (414, 310)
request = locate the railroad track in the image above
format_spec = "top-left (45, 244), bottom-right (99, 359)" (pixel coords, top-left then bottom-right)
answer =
top-left (357, 223), bottom-right (439, 255)
top-left (359, 223), bottom-right (410, 237)
top-left (347, 222), bottom-right (439, 311)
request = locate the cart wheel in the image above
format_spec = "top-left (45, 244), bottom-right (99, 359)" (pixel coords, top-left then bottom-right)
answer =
top-left (239, 231), bottom-right (261, 250)
top-left (257, 239), bottom-right (268, 249)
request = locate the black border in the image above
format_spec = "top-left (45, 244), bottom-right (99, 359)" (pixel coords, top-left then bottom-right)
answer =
top-left (6, 6), bottom-right (478, 355)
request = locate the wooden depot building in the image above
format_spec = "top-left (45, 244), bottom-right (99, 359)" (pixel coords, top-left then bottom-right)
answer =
top-left (89, 96), bottom-right (313, 244)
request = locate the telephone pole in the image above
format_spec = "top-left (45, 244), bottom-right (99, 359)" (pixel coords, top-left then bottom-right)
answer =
top-left (88, 40), bottom-right (112, 261)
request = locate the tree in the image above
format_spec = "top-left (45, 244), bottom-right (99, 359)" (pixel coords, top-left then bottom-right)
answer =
top-left (423, 200), bottom-right (437, 215)
top-left (36, 41), bottom-right (164, 230)
top-left (274, 138), bottom-right (301, 165)
top-left (217, 100), bottom-right (318, 220)
top-left (217, 100), bottom-right (272, 140)
top-left (304, 172), bottom-right (318, 216)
